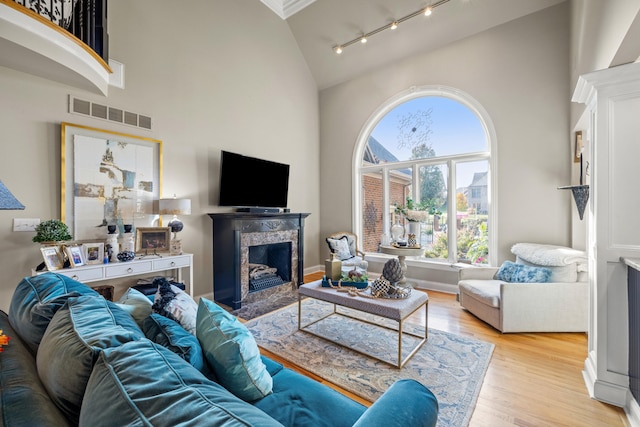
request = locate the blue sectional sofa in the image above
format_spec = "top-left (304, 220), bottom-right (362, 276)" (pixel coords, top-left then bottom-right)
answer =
top-left (0, 273), bottom-right (439, 426)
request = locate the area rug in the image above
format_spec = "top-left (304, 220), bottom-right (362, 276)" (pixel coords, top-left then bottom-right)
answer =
top-left (245, 298), bottom-right (494, 427)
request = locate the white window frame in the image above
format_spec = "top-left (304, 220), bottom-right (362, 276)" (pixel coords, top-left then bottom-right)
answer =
top-left (352, 85), bottom-right (498, 267)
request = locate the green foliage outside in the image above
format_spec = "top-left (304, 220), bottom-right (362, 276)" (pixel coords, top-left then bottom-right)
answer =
top-left (424, 216), bottom-right (488, 264)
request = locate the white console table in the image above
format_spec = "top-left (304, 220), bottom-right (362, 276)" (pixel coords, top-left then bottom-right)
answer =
top-left (33, 253), bottom-right (194, 298)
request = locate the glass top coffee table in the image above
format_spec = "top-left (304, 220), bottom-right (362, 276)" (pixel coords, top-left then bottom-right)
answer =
top-left (298, 279), bottom-right (428, 368)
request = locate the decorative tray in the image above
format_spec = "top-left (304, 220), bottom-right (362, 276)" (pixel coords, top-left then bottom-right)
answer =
top-left (321, 276), bottom-right (369, 289)
top-left (391, 243), bottom-right (421, 249)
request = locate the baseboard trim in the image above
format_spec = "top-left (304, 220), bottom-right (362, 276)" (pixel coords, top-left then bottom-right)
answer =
top-left (626, 392), bottom-right (640, 427)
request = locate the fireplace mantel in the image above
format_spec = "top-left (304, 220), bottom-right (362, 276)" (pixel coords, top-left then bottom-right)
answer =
top-left (208, 212), bottom-right (310, 309)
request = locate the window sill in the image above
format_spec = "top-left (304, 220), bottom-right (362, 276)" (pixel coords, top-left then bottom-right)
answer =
top-left (364, 252), bottom-right (476, 272)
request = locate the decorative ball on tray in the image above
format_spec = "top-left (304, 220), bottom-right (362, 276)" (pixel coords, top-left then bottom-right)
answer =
top-left (371, 276), bottom-right (391, 297)
top-left (117, 251), bottom-right (135, 262)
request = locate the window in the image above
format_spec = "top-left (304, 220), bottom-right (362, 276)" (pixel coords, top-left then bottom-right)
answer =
top-left (354, 86), bottom-right (496, 265)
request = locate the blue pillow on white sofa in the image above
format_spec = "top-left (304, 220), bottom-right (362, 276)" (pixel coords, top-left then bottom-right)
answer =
top-left (495, 261), bottom-right (552, 283)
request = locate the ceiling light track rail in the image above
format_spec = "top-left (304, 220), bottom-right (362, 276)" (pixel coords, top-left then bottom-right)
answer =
top-left (333, 0), bottom-right (451, 54)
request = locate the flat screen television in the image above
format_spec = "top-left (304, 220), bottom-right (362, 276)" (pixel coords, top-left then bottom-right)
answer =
top-left (218, 150), bottom-right (290, 209)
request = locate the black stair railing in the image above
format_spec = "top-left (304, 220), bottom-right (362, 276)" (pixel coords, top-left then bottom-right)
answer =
top-left (11, 0), bottom-right (108, 62)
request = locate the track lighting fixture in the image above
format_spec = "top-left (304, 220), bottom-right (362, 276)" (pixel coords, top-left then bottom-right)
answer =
top-left (331, 0), bottom-right (450, 54)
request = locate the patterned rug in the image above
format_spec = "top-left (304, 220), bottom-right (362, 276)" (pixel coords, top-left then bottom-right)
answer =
top-left (245, 298), bottom-right (494, 427)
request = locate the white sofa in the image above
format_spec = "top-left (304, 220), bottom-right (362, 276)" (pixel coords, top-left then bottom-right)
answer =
top-left (457, 243), bottom-right (589, 333)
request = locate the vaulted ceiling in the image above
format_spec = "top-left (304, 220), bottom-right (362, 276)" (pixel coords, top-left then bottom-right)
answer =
top-left (261, 0), bottom-right (566, 89)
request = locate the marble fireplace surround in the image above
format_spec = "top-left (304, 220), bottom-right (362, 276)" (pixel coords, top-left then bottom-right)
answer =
top-left (209, 212), bottom-right (309, 310)
top-left (240, 229), bottom-right (299, 305)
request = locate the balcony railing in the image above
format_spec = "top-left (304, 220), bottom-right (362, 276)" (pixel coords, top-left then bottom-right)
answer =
top-left (11, 0), bottom-right (107, 61)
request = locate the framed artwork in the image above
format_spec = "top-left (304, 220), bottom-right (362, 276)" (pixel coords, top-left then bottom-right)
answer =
top-left (574, 131), bottom-right (583, 163)
top-left (135, 227), bottom-right (171, 253)
top-left (61, 123), bottom-right (163, 241)
top-left (41, 246), bottom-right (64, 271)
top-left (65, 244), bottom-right (85, 267)
top-left (83, 242), bottom-right (104, 265)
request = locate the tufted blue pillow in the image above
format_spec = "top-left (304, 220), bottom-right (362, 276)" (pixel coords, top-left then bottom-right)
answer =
top-left (36, 295), bottom-right (144, 423)
top-left (196, 298), bottom-right (273, 402)
top-left (80, 340), bottom-right (283, 426)
top-left (495, 260), bottom-right (552, 283)
top-left (8, 273), bottom-right (99, 354)
top-left (142, 313), bottom-right (206, 373)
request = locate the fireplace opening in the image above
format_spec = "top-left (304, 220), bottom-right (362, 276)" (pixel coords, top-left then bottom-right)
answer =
top-left (248, 242), bottom-right (292, 293)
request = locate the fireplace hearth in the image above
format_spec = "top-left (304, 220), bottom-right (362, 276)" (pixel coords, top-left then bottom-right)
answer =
top-left (209, 212), bottom-right (310, 309)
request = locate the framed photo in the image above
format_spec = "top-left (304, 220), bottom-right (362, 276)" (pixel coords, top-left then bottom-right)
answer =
top-left (83, 242), bottom-right (104, 265)
top-left (136, 227), bottom-right (171, 253)
top-left (61, 122), bottom-right (162, 241)
top-left (41, 246), bottom-right (64, 271)
top-left (574, 130), bottom-right (583, 163)
top-left (65, 244), bottom-right (85, 267)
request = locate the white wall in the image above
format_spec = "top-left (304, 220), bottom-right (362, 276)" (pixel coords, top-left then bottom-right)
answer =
top-left (0, 0), bottom-right (320, 311)
top-left (318, 3), bottom-right (571, 268)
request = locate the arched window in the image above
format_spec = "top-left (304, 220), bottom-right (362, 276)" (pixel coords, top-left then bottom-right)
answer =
top-left (353, 86), bottom-right (496, 265)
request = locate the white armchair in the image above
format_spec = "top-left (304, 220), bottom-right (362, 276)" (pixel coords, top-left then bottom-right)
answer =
top-left (457, 244), bottom-right (589, 333)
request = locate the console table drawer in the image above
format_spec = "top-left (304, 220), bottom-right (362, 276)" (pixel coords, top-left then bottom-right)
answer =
top-left (153, 256), bottom-right (190, 270)
top-left (58, 267), bottom-right (104, 282)
top-left (105, 261), bottom-right (153, 278)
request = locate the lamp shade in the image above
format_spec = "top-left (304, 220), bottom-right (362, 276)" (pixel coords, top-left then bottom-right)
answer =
top-left (158, 198), bottom-right (191, 216)
top-left (0, 180), bottom-right (25, 210)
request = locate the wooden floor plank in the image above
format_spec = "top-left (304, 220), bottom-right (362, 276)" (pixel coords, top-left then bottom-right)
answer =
top-left (257, 272), bottom-right (628, 426)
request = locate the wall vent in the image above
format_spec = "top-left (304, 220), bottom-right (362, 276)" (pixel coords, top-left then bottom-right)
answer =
top-left (69, 95), bottom-right (152, 131)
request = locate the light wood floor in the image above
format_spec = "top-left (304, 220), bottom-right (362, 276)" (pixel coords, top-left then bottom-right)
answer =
top-left (258, 272), bottom-right (628, 427)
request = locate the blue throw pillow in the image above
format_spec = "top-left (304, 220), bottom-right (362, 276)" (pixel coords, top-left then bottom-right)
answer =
top-left (80, 340), bottom-right (283, 426)
top-left (142, 313), bottom-right (206, 373)
top-left (196, 298), bottom-right (273, 402)
top-left (8, 273), bottom-right (99, 354)
top-left (496, 261), bottom-right (552, 283)
top-left (36, 295), bottom-right (144, 423)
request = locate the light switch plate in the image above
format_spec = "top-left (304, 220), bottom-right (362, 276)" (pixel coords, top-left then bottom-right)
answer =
top-left (13, 218), bottom-right (40, 232)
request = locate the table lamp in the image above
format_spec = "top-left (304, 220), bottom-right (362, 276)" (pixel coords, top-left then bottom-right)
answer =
top-left (159, 196), bottom-right (191, 255)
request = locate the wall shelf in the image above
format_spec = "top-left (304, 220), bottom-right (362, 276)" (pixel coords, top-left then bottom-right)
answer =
top-left (0, 0), bottom-right (111, 95)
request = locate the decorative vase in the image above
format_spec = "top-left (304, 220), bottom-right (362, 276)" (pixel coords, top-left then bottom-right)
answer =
top-left (106, 233), bottom-right (119, 261)
top-left (325, 253), bottom-right (342, 280)
top-left (390, 221), bottom-right (405, 243)
top-left (407, 222), bottom-right (421, 246)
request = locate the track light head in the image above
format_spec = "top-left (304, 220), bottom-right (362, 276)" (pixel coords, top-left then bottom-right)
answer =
top-left (424, 7), bottom-right (433, 16)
